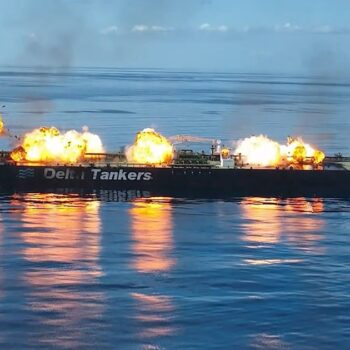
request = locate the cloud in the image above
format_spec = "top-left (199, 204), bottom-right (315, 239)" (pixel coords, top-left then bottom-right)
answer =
top-left (311, 25), bottom-right (349, 34)
top-left (131, 25), bottom-right (174, 33)
top-left (98, 22), bottom-right (349, 37)
top-left (274, 22), bottom-right (302, 33)
top-left (100, 25), bottom-right (119, 35)
top-left (132, 24), bottom-right (148, 32)
top-left (151, 25), bottom-right (174, 32)
top-left (97, 22), bottom-right (349, 38)
top-left (199, 23), bottom-right (228, 32)
top-left (241, 23), bottom-right (349, 35)
top-left (238, 25), bottom-right (270, 34)
top-left (278, 23), bottom-right (349, 35)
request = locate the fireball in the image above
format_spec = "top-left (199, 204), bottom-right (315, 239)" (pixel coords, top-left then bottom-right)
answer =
top-left (126, 128), bottom-right (174, 164)
top-left (10, 126), bottom-right (104, 163)
top-left (292, 145), bottom-right (307, 163)
top-left (234, 135), bottom-right (325, 167)
top-left (235, 135), bottom-right (281, 167)
top-left (10, 146), bottom-right (26, 162)
top-left (284, 138), bottom-right (325, 164)
top-left (0, 114), bottom-right (4, 135)
top-left (313, 150), bottom-right (325, 164)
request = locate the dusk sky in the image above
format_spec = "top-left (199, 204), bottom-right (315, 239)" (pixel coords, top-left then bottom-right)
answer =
top-left (0, 0), bottom-right (349, 73)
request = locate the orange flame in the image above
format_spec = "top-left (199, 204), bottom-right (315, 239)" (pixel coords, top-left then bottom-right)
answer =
top-left (126, 128), bottom-right (174, 164)
top-left (0, 114), bottom-right (4, 135)
top-left (235, 135), bottom-right (325, 167)
top-left (234, 135), bottom-right (281, 166)
top-left (10, 126), bottom-right (104, 163)
top-left (283, 137), bottom-right (325, 164)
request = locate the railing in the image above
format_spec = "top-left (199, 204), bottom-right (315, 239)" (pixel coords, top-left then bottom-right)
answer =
top-left (171, 164), bottom-right (214, 169)
top-left (324, 156), bottom-right (350, 162)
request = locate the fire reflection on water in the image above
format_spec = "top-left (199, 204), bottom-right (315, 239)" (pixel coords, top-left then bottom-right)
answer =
top-left (131, 292), bottom-right (176, 338)
top-left (129, 198), bottom-right (177, 339)
top-left (10, 193), bottom-right (103, 348)
top-left (241, 197), bottom-right (325, 264)
top-left (129, 198), bottom-right (175, 273)
top-left (242, 198), bottom-right (282, 244)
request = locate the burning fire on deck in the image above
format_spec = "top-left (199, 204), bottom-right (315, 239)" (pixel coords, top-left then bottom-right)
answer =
top-left (5, 117), bottom-right (325, 169)
top-left (234, 135), bottom-right (325, 167)
top-left (10, 126), bottom-right (104, 163)
top-left (126, 128), bottom-right (174, 164)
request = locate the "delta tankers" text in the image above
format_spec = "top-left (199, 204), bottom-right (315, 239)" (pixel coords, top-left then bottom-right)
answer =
top-left (44, 168), bottom-right (153, 181)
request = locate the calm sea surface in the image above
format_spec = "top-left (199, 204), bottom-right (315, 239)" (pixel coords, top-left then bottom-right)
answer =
top-left (0, 68), bottom-right (350, 349)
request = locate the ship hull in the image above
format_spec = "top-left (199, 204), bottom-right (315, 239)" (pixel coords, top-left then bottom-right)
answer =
top-left (1, 164), bottom-right (350, 197)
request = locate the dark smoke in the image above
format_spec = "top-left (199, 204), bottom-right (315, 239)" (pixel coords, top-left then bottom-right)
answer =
top-left (24, 32), bottom-right (75, 69)
top-left (14, 0), bottom-right (89, 118)
top-left (17, 0), bottom-right (86, 69)
top-left (296, 44), bottom-right (350, 146)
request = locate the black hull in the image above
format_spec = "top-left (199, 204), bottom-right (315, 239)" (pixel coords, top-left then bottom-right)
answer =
top-left (1, 164), bottom-right (350, 198)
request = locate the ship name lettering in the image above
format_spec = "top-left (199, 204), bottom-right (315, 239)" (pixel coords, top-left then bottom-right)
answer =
top-left (45, 168), bottom-right (152, 181)
top-left (91, 168), bottom-right (152, 181)
top-left (44, 168), bottom-right (84, 180)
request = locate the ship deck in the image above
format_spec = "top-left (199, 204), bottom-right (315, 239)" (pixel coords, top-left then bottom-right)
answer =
top-left (1, 151), bottom-right (350, 171)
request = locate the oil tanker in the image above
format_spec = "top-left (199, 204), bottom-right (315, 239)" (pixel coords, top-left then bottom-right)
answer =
top-left (1, 149), bottom-right (350, 197)
top-left (1, 123), bottom-right (349, 197)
